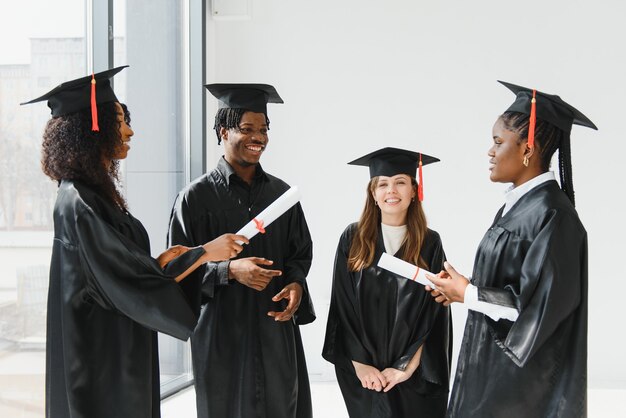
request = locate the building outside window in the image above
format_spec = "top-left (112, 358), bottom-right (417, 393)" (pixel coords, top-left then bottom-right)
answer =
top-left (0, 1), bottom-right (196, 415)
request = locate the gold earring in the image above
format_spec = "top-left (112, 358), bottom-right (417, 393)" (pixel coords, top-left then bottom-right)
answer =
top-left (523, 155), bottom-right (529, 167)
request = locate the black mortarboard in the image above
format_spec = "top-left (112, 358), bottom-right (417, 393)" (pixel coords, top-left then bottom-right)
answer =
top-left (499, 80), bottom-right (598, 134)
top-left (21, 65), bottom-right (128, 131)
top-left (205, 83), bottom-right (283, 114)
top-left (348, 147), bottom-right (440, 201)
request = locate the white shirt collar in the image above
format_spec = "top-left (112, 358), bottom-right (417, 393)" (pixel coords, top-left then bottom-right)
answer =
top-left (381, 223), bottom-right (407, 255)
top-left (502, 171), bottom-right (555, 216)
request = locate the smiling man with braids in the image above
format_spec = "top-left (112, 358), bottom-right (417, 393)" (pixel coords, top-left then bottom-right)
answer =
top-left (168, 84), bottom-right (315, 418)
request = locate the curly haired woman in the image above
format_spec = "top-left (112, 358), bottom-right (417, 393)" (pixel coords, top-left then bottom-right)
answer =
top-left (23, 66), bottom-right (247, 418)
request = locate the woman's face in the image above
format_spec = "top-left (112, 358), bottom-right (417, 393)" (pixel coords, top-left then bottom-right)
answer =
top-left (113, 102), bottom-right (134, 160)
top-left (372, 174), bottom-right (416, 225)
top-left (488, 118), bottom-right (528, 186)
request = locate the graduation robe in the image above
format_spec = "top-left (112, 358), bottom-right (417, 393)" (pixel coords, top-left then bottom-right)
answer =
top-left (448, 180), bottom-right (588, 418)
top-left (167, 157), bottom-right (315, 418)
top-left (46, 180), bottom-right (202, 418)
top-left (322, 223), bottom-right (451, 418)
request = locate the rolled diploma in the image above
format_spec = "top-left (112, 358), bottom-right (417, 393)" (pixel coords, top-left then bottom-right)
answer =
top-left (235, 186), bottom-right (301, 244)
top-left (377, 252), bottom-right (436, 288)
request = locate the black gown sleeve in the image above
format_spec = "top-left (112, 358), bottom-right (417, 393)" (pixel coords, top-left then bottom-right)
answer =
top-left (283, 202), bottom-right (315, 325)
top-left (477, 211), bottom-right (586, 366)
top-left (414, 232), bottom-right (452, 386)
top-left (390, 232), bottom-right (448, 372)
top-left (323, 226), bottom-right (372, 370)
top-left (168, 192), bottom-right (228, 306)
top-left (162, 246), bottom-right (207, 277)
top-left (76, 204), bottom-right (198, 340)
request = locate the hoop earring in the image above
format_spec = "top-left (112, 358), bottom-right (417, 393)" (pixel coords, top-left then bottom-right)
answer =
top-left (374, 200), bottom-right (378, 206)
top-left (523, 155), bottom-right (529, 167)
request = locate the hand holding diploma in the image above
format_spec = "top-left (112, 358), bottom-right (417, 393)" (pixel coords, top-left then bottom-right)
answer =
top-left (377, 252), bottom-right (437, 288)
top-left (425, 261), bottom-right (470, 306)
top-left (235, 186), bottom-right (301, 244)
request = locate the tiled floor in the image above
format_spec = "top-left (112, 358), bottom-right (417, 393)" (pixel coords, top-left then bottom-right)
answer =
top-left (162, 381), bottom-right (625, 418)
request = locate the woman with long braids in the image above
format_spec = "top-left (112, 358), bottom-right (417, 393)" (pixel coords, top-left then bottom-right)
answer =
top-left (22, 66), bottom-right (247, 418)
top-left (323, 147), bottom-right (451, 418)
top-left (427, 81), bottom-right (595, 418)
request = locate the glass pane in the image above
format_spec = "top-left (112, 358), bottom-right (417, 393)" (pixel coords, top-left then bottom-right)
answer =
top-left (112, 0), bottom-right (192, 396)
top-left (0, 1), bottom-right (85, 416)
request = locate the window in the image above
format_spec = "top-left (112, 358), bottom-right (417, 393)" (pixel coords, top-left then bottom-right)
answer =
top-left (0, 1), bottom-right (199, 414)
top-left (112, 0), bottom-right (194, 396)
top-left (0, 1), bottom-right (85, 416)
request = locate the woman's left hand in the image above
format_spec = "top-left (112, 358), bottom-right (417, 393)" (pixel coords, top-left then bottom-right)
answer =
top-left (380, 367), bottom-right (414, 392)
top-left (425, 261), bottom-right (470, 305)
top-left (156, 245), bottom-right (190, 268)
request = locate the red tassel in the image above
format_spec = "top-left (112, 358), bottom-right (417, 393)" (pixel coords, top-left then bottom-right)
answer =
top-left (253, 218), bottom-right (266, 234)
top-left (527, 89), bottom-right (537, 149)
top-left (418, 153), bottom-right (424, 202)
top-left (90, 73), bottom-right (99, 132)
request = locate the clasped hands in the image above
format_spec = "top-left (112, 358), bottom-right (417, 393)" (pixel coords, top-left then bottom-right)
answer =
top-left (229, 257), bottom-right (302, 322)
top-left (352, 361), bottom-right (414, 393)
top-left (424, 261), bottom-right (470, 306)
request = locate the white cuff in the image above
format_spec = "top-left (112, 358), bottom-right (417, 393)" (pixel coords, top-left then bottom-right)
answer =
top-left (463, 284), bottom-right (519, 322)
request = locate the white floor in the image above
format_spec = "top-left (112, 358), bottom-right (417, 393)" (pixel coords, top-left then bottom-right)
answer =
top-left (162, 381), bottom-right (626, 418)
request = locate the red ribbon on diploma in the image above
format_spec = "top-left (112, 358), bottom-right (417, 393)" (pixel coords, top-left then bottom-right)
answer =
top-left (253, 218), bottom-right (266, 234)
top-left (411, 267), bottom-right (420, 281)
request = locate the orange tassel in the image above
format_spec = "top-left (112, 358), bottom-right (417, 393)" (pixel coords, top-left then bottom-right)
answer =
top-left (418, 153), bottom-right (424, 202)
top-left (91, 73), bottom-right (99, 132)
top-left (527, 89), bottom-right (537, 149)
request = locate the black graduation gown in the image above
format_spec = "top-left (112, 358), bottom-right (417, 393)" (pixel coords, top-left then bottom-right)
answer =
top-left (167, 158), bottom-right (315, 418)
top-left (447, 180), bottom-right (588, 418)
top-left (46, 180), bottom-right (201, 418)
top-left (322, 223), bottom-right (452, 418)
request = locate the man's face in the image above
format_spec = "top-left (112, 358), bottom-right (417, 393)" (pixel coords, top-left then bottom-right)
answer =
top-left (221, 111), bottom-right (268, 167)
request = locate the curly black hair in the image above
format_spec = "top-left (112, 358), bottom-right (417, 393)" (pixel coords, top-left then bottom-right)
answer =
top-left (41, 101), bottom-right (130, 210)
top-left (500, 111), bottom-right (575, 206)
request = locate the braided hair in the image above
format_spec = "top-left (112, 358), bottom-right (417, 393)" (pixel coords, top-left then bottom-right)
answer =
top-left (500, 111), bottom-right (576, 206)
top-left (213, 108), bottom-right (271, 144)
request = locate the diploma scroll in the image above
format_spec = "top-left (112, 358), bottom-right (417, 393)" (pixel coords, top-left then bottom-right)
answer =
top-left (235, 186), bottom-right (301, 244)
top-left (377, 252), bottom-right (436, 288)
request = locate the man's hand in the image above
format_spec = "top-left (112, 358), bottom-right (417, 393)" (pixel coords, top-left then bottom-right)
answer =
top-left (267, 282), bottom-right (302, 321)
top-left (425, 261), bottom-right (469, 306)
top-left (230, 257), bottom-right (282, 291)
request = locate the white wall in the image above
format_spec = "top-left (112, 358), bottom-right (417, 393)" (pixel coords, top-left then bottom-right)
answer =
top-left (204, 0), bottom-right (626, 388)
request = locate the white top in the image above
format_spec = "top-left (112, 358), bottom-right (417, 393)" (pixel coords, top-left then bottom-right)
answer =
top-left (464, 171), bottom-right (556, 322)
top-left (502, 171), bottom-right (555, 216)
top-left (381, 223), bottom-right (407, 256)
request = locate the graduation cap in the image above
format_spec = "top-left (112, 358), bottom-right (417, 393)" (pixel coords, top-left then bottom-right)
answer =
top-left (348, 147), bottom-right (440, 201)
top-left (205, 83), bottom-right (283, 114)
top-left (499, 80), bottom-right (597, 149)
top-left (21, 65), bottom-right (128, 131)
